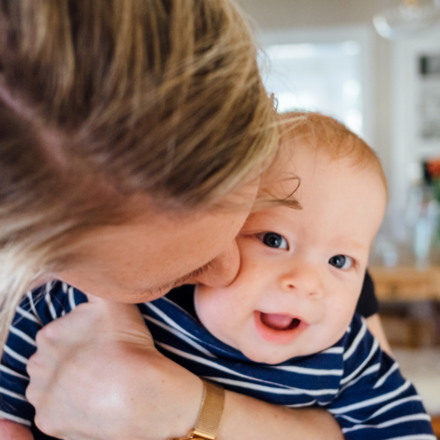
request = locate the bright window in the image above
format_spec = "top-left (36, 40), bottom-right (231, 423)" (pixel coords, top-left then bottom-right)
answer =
top-left (262, 41), bottom-right (364, 136)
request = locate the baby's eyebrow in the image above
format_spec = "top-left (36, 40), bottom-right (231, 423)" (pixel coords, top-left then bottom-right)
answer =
top-left (332, 239), bottom-right (367, 252)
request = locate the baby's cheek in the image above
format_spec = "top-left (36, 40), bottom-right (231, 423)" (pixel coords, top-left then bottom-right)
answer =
top-left (321, 301), bottom-right (354, 343)
top-left (195, 287), bottom-right (230, 328)
top-left (195, 286), bottom-right (243, 346)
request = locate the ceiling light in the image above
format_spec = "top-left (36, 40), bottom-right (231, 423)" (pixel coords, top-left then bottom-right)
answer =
top-left (373, 0), bottom-right (440, 39)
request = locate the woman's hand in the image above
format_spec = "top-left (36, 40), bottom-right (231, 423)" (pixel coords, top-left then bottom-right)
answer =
top-left (26, 296), bottom-right (204, 440)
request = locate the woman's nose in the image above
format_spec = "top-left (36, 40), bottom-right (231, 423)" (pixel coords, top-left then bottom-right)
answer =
top-left (192, 240), bottom-right (240, 287)
top-left (279, 262), bottom-right (324, 298)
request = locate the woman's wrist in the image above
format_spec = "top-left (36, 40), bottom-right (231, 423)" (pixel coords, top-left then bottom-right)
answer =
top-left (172, 380), bottom-right (225, 440)
top-left (140, 352), bottom-right (205, 440)
top-left (168, 376), bottom-right (205, 439)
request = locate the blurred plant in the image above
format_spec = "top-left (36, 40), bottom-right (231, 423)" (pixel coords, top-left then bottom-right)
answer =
top-left (424, 158), bottom-right (440, 200)
top-left (423, 158), bottom-right (440, 244)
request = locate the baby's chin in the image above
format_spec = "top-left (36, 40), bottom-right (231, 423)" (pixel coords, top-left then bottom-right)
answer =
top-left (237, 339), bottom-right (336, 365)
top-left (238, 344), bottom-right (298, 365)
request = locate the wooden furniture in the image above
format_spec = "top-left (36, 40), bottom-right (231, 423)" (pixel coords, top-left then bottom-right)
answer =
top-left (369, 266), bottom-right (440, 302)
top-left (369, 265), bottom-right (440, 347)
top-left (432, 416), bottom-right (440, 439)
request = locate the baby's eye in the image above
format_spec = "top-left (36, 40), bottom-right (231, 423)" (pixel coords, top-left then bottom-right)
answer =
top-left (257, 232), bottom-right (288, 250)
top-left (328, 255), bottom-right (353, 269)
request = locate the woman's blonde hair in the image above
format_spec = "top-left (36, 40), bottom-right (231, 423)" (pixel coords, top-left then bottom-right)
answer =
top-left (0, 0), bottom-right (278, 348)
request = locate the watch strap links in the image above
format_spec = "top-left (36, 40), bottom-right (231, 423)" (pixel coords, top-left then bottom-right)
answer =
top-left (172, 379), bottom-right (225, 440)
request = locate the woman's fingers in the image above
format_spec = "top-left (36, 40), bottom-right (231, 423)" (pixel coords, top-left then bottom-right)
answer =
top-left (26, 298), bottom-right (160, 439)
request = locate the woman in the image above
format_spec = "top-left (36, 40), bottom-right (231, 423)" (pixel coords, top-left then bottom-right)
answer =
top-left (0, 2), bottom-right (383, 439)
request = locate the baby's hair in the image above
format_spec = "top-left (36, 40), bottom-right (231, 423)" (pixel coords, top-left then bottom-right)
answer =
top-left (279, 112), bottom-right (388, 193)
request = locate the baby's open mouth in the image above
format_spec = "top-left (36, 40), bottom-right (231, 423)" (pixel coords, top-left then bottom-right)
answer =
top-left (260, 312), bottom-right (301, 331)
top-left (254, 311), bottom-right (305, 344)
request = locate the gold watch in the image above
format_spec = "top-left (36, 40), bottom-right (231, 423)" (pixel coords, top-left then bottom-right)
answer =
top-left (172, 379), bottom-right (225, 440)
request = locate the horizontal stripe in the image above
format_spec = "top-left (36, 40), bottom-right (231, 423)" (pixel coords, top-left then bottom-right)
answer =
top-left (340, 338), bottom-right (379, 386)
top-left (339, 363), bottom-right (380, 393)
top-left (365, 396), bottom-right (422, 421)
top-left (337, 396), bottom-right (423, 424)
top-left (0, 410), bottom-right (32, 427)
top-left (0, 386), bottom-right (27, 402)
top-left (321, 346), bottom-right (344, 354)
top-left (3, 346), bottom-right (28, 366)
top-left (331, 380), bottom-right (412, 415)
top-left (0, 365), bottom-right (29, 380)
top-left (146, 303), bottom-right (203, 343)
top-left (15, 307), bottom-right (40, 325)
top-left (68, 287), bottom-right (77, 310)
top-left (366, 395), bottom-right (423, 422)
top-left (343, 319), bottom-right (367, 361)
top-left (383, 435), bottom-right (436, 440)
top-left (374, 362), bottom-right (399, 389)
top-left (204, 377), bottom-right (338, 396)
top-left (44, 281), bottom-right (55, 294)
top-left (144, 315), bottom-right (216, 358)
top-left (286, 400), bottom-right (317, 408)
top-left (9, 326), bottom-right (37, 347)
top-left (45, 292), bottom-right (58, 320)
top-left (157, 342), bottom-right (316, 391)
top-left (274, 364), bottom-right (342, 376)
top-left (342, 413), bottom-right (432, 433)
top-left (26, 292), bottom-right (43, 326)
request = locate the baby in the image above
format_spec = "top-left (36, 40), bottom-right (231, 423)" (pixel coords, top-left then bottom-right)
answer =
top-left (0, 112), bottom-right (435, 439)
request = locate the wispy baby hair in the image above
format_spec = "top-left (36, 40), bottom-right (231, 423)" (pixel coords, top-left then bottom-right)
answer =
top-left (279, 111), bottom-right (387, 192)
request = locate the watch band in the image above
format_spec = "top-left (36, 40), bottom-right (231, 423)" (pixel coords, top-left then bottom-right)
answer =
top-left (172, 379), bottom-right (225, 440)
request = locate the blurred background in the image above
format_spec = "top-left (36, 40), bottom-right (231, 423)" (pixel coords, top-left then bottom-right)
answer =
top-left (237, 0), bottom-right (440, 435)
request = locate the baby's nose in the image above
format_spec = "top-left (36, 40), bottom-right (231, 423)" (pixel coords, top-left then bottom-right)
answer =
top-left (279, 262), bottom-right (324, 298)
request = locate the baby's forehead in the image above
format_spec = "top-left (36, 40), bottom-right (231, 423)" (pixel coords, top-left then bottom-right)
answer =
top-left (277, 123), bottom-right (386, 193)
top-left (265, 137), bottom-right (350, 185)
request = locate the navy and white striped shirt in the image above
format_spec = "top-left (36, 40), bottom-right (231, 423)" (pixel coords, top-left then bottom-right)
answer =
top-left (0, 281), bottom-right (435, 440)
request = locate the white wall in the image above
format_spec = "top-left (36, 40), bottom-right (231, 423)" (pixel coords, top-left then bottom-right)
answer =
top-left (237, 0), bottom-right (394, 199)
top-left (238, 0), bottom-right (379, 29)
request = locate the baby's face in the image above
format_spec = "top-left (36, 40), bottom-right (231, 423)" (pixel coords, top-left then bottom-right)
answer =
top-left (195, 144), bottom-right (387, 364)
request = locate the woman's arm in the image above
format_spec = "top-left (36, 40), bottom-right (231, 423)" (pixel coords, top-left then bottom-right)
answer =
top-left (366, 313), bottom-right (392, 355)
top-left (26, 297), bottom-right (343, 440)
top-left (0, 420), bottom-right (33, 440)
top-left (357, 271), bottom-right (393, 356)
top-left (219, 391), bottom-right (343, 440)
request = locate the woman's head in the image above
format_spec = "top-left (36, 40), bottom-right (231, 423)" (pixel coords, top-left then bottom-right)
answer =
top-left (0, 0), bottom-right (277, 344)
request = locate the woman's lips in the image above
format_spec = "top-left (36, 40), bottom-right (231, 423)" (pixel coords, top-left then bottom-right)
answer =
top-left (254, 311), bottom-right (306, 344)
